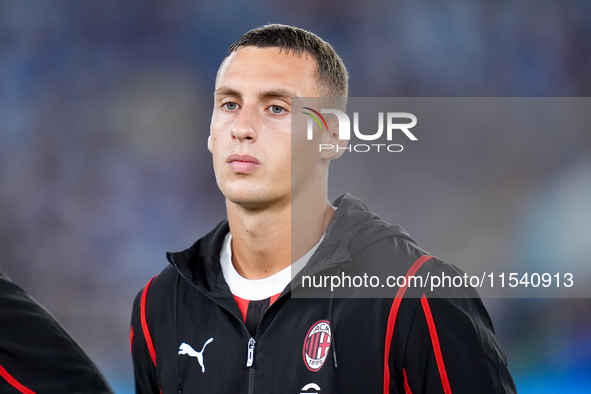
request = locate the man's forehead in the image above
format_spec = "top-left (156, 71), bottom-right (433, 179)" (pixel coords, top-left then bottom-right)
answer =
top-left (214, 46), bottom-right (319, 95)
top-left (219, 46), bottom-right (313, 69)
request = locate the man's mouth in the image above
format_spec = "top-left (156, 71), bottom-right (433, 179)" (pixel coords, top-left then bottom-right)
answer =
top-left (227, 154), bottom-right (260, 173)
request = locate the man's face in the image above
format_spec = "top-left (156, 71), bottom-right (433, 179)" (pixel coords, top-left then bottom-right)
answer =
top-left (209, 46), bottom-right (322, 209)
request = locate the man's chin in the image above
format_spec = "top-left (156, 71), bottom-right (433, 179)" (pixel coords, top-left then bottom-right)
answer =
top-left (224, 192), bottom-right (289, 211)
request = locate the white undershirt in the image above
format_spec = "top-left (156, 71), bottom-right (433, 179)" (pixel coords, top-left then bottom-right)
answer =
top-left (220, 232), bottom-right (323, 301)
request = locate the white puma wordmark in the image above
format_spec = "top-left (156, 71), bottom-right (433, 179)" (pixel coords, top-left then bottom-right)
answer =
top-left (178, 338), bottom-right (214, 373)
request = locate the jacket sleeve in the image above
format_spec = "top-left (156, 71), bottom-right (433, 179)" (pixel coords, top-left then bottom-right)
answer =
top-left (130, 280), bottom-right (161, 394)
top-left (393, 268), bottom-right (517, 394)
top-left (0, 271), bottom-right (113, 394)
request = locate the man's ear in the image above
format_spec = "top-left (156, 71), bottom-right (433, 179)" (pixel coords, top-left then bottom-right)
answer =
top-left (207, 135), bottom-right (213, 153)
top-left (319, 115), bottom-right (349, 160)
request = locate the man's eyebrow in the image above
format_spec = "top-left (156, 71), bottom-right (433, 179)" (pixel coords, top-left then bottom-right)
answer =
top-left (257, 89), bottom-right (297, 99)
top-left (214, 87), bottom-right (240, 98)
top-left (214, 87), bottom-right (298, 100)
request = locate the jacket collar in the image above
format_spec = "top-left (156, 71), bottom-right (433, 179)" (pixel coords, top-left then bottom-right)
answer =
top-left (167, 193), bottom-right (414, 294)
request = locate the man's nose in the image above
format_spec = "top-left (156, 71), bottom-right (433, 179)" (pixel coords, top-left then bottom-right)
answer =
top-left (231, 105), bottom-right (256, 142)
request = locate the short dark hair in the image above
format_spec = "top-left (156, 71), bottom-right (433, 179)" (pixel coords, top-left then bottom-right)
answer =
top-left (227, 24), bottom-right (348, 98)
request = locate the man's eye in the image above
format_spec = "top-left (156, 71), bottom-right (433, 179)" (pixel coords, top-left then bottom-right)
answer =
top-left (224, 102), bottom-right (238, 110)
top-left (270, 105), bottom-right (285, 114)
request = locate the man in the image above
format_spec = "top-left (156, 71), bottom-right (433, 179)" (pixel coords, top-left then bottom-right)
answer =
top-left (131, 24), bottom-right (516, 393)
top-left (0, 270), bottom-right (113, 393)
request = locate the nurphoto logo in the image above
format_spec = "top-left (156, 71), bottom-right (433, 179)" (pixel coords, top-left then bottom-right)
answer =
top-left (303, 107), bottom-right (418, 153)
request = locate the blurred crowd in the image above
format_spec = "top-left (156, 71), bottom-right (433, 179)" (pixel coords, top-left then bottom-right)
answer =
top-left (1, 1), bottom-right (590, 392)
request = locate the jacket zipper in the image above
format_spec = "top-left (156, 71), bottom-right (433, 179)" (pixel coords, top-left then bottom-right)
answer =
top-left (247, 338), bottom-right (256, 394)
top-left (246, 338), bottom-right (256, 367)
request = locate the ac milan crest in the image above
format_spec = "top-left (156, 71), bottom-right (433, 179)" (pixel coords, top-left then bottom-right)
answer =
top-left (303, 320), bottom-right (332, 371)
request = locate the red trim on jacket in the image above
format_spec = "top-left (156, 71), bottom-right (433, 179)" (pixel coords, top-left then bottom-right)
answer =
top-left (141, 276), bottom-right (158, 367)
top-left (233, 295), bottom-right (250, 322)
top-left (269, 293), bottom-right (281, 305)
top-left (403, 368), bottom-right (413, 394)
top-left (0, 364), bottom-right (36, 394)
top-left (383, 254), bottom-right (432, 394)
top-left (233, 293), bottom-right (282, 323)
top-left (421, 294), bottom-right (452, 394)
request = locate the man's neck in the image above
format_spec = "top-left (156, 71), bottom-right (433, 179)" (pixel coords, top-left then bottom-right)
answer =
top-left (227, 194), bottom-right (334, 280)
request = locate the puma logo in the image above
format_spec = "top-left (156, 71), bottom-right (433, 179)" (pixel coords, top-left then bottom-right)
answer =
top-left (178, 338), bottom-right (214, 373)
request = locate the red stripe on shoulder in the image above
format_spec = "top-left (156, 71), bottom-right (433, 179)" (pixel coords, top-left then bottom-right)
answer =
top-left (421, 294), bottom-right (452, 394)
top-left (383, 254), bottom-right (433, 394)
top-left (129, 327), bottom-right (134, 355)
top-left (0, 364), bottom-right (36, 394)
top-left (141, 276), bottom-right (158, 367)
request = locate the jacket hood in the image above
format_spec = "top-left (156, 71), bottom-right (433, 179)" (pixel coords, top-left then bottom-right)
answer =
top-left (303, 193), bottom-right (415, 277)
top-left (167, 193), bottom-right (415, 294)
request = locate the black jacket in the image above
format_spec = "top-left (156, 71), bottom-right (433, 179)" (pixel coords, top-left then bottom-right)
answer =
top-left (0, 270), bottom-right (113, 393)
top-left (131, 194), bottom-right (516, 393)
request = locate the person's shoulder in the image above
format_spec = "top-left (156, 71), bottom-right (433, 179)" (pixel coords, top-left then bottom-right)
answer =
top-left (130, 265), bottom-right (182, 333)
top-left (351, 220), bottom-right (425, 260)
top-left (133, 265), bottom-right (179, 306)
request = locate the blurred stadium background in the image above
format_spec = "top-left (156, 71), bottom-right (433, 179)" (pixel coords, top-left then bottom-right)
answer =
top-left (1, 1), bottom-right (590, 392)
